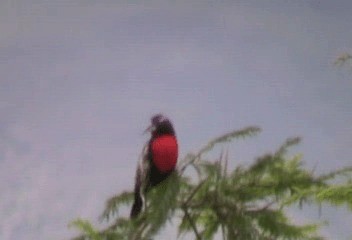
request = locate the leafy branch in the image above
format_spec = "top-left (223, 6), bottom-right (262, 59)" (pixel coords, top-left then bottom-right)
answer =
top-left (69, 126), bottom-right (352, 240)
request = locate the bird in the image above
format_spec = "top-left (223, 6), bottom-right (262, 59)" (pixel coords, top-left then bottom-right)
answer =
top-left (130, 114), bottom-right (178, 219)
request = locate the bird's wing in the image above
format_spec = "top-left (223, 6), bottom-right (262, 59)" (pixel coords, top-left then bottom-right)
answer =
top-left (137, 142), bottom-right (150, 190)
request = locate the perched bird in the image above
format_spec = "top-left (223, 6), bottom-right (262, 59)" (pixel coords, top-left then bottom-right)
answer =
top-left (130, 114), bottom-right (178, 219)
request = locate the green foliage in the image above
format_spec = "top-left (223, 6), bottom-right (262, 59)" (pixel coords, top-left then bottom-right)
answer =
top-left (69, 126), bottom-right (352, 240)
top-left (69, 219), bottom-right (102, 240)
top-left (131, 173), bottom-right (181, 239)
top-left (316, 185), bottom-right (352, 209)
top-left (100, 192), bottom-right (134, 222)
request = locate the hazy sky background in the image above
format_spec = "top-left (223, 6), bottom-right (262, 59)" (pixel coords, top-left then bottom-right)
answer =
top-left (1, 1), bottom-right (352, 239)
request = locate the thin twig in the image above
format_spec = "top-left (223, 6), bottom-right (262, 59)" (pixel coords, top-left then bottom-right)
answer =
top-left (183, 180), bottom-right (207, 206)
top-left (179, 126), bottom-right (260, 173)
top-left (182, 207), bottom-right (202, 240)
top-left (246, 201), bottom-right (276, 213)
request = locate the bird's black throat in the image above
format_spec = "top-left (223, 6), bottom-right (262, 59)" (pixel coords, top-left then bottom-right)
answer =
top-left (151, 120), bottom-right (175, 137)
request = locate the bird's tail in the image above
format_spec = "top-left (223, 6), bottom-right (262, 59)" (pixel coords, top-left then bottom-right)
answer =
top-left (130, 164), bottom-right (144, 218)
top-left (130, 144), bottom-right (149, 219)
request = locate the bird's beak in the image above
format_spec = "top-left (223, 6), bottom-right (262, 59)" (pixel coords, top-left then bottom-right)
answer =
top-left (143, 125), bottom-right (153, 135)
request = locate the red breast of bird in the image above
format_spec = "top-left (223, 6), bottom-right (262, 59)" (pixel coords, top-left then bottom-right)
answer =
top-left (151, 135), bottom-right (178, 173)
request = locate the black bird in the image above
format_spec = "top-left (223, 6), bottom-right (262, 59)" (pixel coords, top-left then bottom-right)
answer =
top-left (130, 114), bottom-right (178, 219)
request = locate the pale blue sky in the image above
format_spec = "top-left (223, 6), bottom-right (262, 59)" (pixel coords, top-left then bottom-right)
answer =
top-left (1, 1), bottom-right (352, 239)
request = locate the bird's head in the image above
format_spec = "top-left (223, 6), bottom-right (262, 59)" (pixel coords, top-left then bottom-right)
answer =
top-left (144, 114), bottom-right (176, 137)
